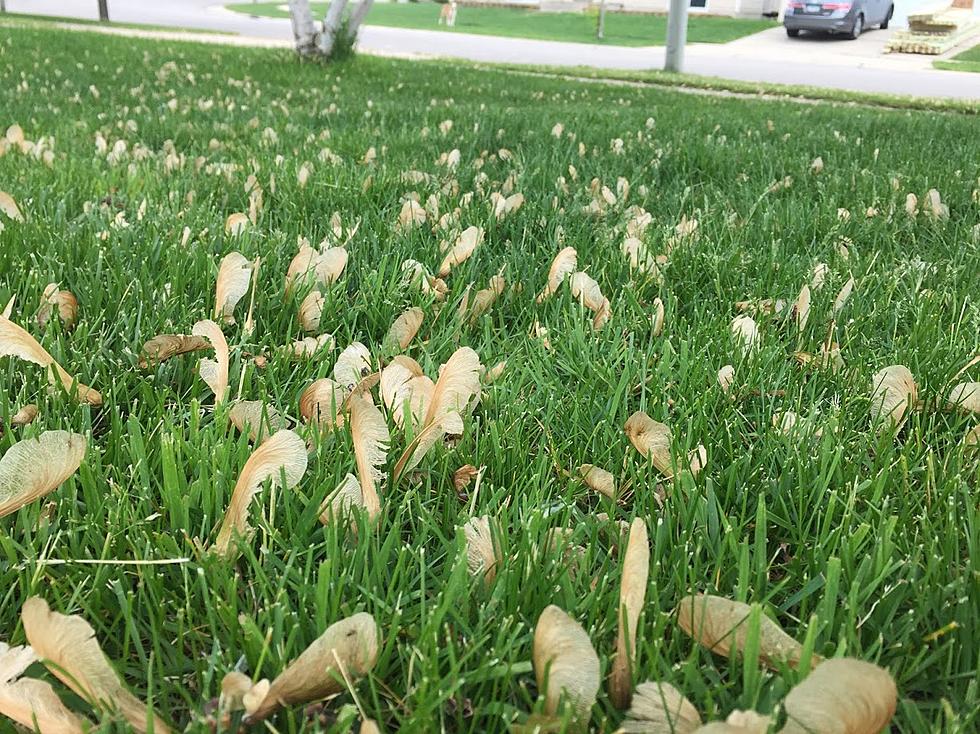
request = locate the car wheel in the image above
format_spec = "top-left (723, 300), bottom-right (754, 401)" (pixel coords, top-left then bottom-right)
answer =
top-left (849, 13), bottom-right (863, 39)
top-left (880, 5), bottom-right (893, 29)
top-left (786, 28), bottom-right (801, 37)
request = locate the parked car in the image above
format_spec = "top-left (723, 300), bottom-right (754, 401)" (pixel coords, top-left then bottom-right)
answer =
top-left (784, 0), bottom-right (894, 39)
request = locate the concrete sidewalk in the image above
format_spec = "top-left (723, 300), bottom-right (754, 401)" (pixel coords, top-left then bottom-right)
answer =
top-left (3, 0), bottom-right (979, 99)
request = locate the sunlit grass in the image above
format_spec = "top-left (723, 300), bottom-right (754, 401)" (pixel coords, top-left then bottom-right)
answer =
top-left (0, 24), bottom-right (978, 734)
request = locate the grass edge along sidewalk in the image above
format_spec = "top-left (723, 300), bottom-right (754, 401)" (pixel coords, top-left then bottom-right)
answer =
top-left (226, 0), bottom-right (776, 46)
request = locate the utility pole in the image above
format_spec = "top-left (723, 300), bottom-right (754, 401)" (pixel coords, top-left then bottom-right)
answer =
top-left (98, 0), bottom-right (109, 22)
top-left (596, 0), bottom-right (607, 40)
top-left (664, 0), bottom-right (688, 72)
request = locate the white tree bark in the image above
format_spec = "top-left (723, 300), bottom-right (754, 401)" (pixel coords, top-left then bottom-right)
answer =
top-left (348, 0), bottom-right (376, 35)
top-left (287, 0), bottom-right (374, 58)
top-left (318, 0), bottom-right (350, 57)
top-left (288, 0), bottom-right (319, 54)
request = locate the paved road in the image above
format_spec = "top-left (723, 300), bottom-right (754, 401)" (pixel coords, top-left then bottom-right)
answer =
top-left (4, 0), bottom-right (979, 99)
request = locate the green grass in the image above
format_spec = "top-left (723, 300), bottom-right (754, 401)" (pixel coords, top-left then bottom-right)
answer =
top-left (934, 42), bottom-right (980, 73)
top-left (0, 10), bottom-right (232, 35)
top-left (496, 63), bottom-right (980, 114)
top-left (227, 1), bottom-right (774, 45)
top-left (2, 23), bottom-right (980, 734)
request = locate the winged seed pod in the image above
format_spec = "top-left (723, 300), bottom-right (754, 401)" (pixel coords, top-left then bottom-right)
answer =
top-left (247, 613), bottom-right (380, 721)
top-left (382, 307), bottom-right (424, 352)
top-left (0, 315), bottom-right (102, 405)
top-left (533, 605), bottom-right (600, 726)
top-left (213, 430), bottom-right (308, 557)
top-left (832, 277), bottom-right (855, 317)
top-left (463, 515), bottom-right (501, 585)
top-left (285, 242), bottom-right (347, 295)
top-left (334, 342), bottom-right (372, 390)
top-left (438, 226), bottom-right (484, 277)
top-left (360, 721), bottom-right (381, 734)
top-left (21, 597), bottom-right (171, 733)
top-left (610, 518), bottom-right (650, 709)
top-left (0, 642), bottom-right (90, 733)
top-left (869, 365), bottom-right (917, 430)
top-left (192, 320), bottom-right (230, 406)
top-left (301, 378), bottom-right (348, 431)
top-left (423, 347), bottom-right (481, 427)
top-left (624, 411), bottom-right (673, 476)
top-left (138, 334), bottom-right (210, 368)
top-left (10, 403), bottom-right (39, 428)
top-left (229, 401), bottom-right (285, 444)
top-left (36, 284), bottom-right (78, 331)
top-left (1, 296), bottom-right (13, 320)
top-left (718, 365), bottom-right (735, 394)
top-left (214, 252), bottom-right (254, 324)
top-left (537, 247), bottom-right (577, 302)
top-left (651, 298), bottom-right (665, 337)
top-left (392, 410), bottom-right (463, 481)
top-left (781, 658), bottom-right (897, 734)
top-left (622, 681), bottom-right (702, 734)
top-left (947, 382), bottom-right (980, 414)
top-left (350, 391), bottom-right (390, 520)
top-left (280, 334), bottom-right (333, 360)
top-left (0, 191), bottom-right (23, 221)
top-left (319, 473), bottom-right (363, 525)
top-left (569, 272), bottom-right (611, 330)
top-left (731, 315), bottom-right (759, 354)
top-left (0, 431), bottom-right (86, 518)
top-left (380, 357), bottom-right (427, 429)
top-left (298, 290), bottom-right (325, 333)
top-left (224, 212), bottom-right (250, 236)
top-left (675, 594), bottom-right (814, 671)
top-left (794, 285), bottom-right (810, 331)
top-left (578, 464), bottom-right (616, 500)
top-left (693, 710), bottom-right (771, 733)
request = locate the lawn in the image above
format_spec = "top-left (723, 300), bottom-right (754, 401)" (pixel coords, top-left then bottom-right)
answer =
top-left (227, 1), bottom-right (775, 45)
top-left (934, 41), bottom-right (980, 73)
top-left (1, 23), bottom-right (980, 734)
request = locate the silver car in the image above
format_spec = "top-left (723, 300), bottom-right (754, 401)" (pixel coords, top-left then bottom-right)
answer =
top-left (784, 0), bottom-right (894, 39)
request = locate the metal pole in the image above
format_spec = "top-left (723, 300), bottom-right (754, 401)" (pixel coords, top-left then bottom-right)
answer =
top-left (664, 0), bottom-right (688, 73)
top-left (98, 0), bottom-right (109, 22)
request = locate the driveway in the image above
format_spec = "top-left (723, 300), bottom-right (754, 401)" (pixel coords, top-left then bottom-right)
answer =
top-left (4, 0), bottom-right (979, 99)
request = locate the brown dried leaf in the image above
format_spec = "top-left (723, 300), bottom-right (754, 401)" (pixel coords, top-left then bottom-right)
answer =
top-left (675, 594), bottom-right (814, 671)
top-left (533, 605), bottom-right (600, 726)
top-left (622, 681), bottom-right (701, 734)
top-left (248, 613), bottom-right (380, 720)
top-left (453, 464), bottom-right (479, 493)
top-left (139, 334), bottom-right (210, 368)
top-left (21, 598), bottom-right (171, 733)
top-left (781, 658), bottom-right (897, 734)
top-left (610, 518), bottom-right (649, 709)
top-left (213, 430), bottom-right (308, 557)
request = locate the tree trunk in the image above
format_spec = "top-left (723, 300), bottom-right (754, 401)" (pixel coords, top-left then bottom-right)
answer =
top-left (596, 0), bottom-right (606, 39)
top-left (318, 0), bottom-right (350, 57)
top-left (348, 0), bottom-right (376, 34)
top-left (97, 0), bottom-right (109, 21)
top-left (288, 0), bottom-right (319, 54)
